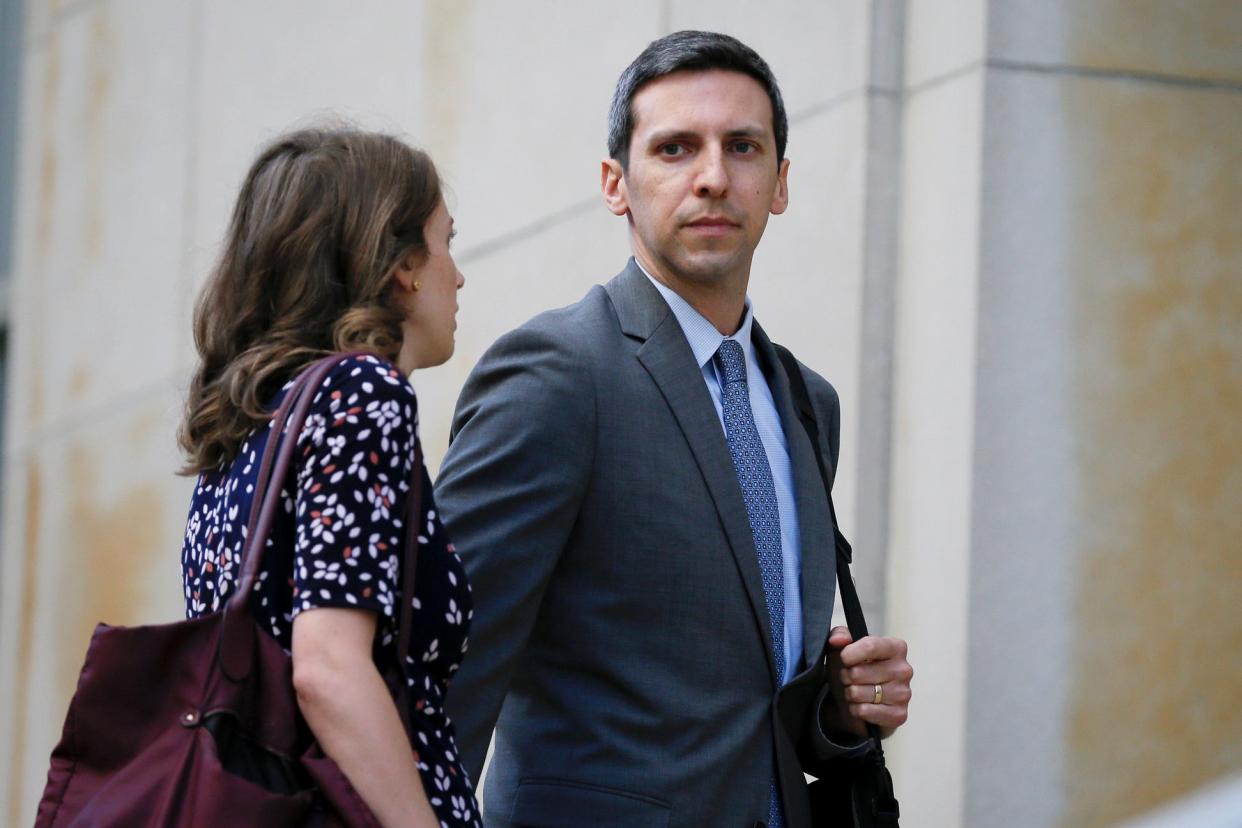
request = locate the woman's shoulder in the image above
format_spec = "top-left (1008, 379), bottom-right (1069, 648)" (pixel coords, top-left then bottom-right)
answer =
top-left (309, 353), bottom-right (417, 408)
top-left (296, 354), bottom-right (420, 446)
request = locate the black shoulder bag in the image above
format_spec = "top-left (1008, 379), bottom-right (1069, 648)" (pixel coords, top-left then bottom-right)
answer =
top-left (773, 344), bottom-right (901, 828)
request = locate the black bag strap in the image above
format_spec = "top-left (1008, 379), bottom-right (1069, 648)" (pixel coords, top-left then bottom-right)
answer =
top-left (772, 344), bottom-right (882, 750)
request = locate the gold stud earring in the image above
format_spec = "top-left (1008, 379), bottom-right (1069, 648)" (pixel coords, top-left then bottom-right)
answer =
top-left (412, 280), bottom-right (422, 292)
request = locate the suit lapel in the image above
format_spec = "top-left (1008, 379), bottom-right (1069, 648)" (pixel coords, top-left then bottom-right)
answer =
top-left (752, 323), bottom-right (837, 671)
top-left (606, 262), bottom-right (780, 683)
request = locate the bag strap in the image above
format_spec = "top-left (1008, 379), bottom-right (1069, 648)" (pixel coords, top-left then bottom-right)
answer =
top-left (220, 353), bottom-right (422, 715)
top-left (772, 344), bottom-right (883, 750)
top-left (234, 356), bottom-right (341, 602)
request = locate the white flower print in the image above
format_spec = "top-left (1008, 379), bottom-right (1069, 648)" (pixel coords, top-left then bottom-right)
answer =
top-left (308, 493), bottom-right (354, 545)
top-left (368, 482), bottom-right (397, 522)
top-left (367, 532), bottom-right (389, 560)
top-left (451, 795), bottom-right (473, 821)
top-left (375, 584), bottom-right (394, 616)
top-left (330, 396), bottom-right (362, 427)
top-left (381, 553), bottom-right (399, 583)
top-left (300, 412), bottom-right (328, 448)
top-left (376, 364), bottom-right (402, 386)
top-left (368, 398), bottom-right (403, 436)
top-left (346, 450), bottom-right (369, 483)
top-left (311, 559), bottom-right (346, 586)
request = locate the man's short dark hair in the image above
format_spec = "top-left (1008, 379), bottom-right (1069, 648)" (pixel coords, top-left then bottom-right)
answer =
top-left (607, 30), bottom-right (788, 170)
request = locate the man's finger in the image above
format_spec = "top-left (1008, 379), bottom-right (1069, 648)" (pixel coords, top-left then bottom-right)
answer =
top-left (839, 659), bottom-right (914, 687)
top-left (844, 681), bottom-right (912, 706)
top-left (827, 625), bottom-right (852, 649)
top-left (839, 635), bottom-right (907, 668)
top-left (848, 702), bottom-right (909, 730)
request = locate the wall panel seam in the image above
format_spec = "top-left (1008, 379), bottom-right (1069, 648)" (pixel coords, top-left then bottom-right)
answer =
top-left (987, 58), bottom-right (1242, 94)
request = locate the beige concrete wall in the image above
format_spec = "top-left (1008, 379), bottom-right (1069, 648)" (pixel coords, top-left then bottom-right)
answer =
top-left (978, 3), bottom-right (1242, 825)
top-left (1060, 62), bottom-right (1242, 828)
top-left (2, 1), bottom-right (1239, 826)
top-left (886, 2), bottom-right (1242, 827)
top-left (1, 2), bottom-right (201, 821)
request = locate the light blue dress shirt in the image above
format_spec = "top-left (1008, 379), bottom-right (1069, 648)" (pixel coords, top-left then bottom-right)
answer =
top-left (640, 266), bottom-right (803, 684)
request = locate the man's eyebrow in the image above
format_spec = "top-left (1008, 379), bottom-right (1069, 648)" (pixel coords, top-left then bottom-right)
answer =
top-left (645, 129), bottom-right (699, 146)
top-left (724, 126), bottom-right (768, 140)
top-left (644, 125), bottom-right (770, 145)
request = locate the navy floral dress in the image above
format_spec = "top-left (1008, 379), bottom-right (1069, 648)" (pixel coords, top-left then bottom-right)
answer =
top-left (181, 354), bottom-right (480, 827)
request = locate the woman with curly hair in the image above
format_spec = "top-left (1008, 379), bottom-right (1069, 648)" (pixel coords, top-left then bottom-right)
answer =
top-left (178, 127), bottom-right (477, 827)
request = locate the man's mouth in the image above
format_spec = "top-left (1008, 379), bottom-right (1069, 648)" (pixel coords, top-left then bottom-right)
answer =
top-left (684, 216), bottom-right (740, 234)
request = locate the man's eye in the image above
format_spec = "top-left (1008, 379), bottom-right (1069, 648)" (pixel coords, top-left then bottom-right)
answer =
top-left (659, 144), bottom-right (686, 157)
top-left (732, 141), bottom-right (757, 154)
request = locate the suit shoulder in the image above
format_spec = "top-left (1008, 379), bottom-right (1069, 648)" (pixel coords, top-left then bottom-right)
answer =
top-left (784, 354), bottom-right (840, 412)
top-left (485, 284), bottom-right (614, 357)
top-left (515, 284), bottom-right (612, 333)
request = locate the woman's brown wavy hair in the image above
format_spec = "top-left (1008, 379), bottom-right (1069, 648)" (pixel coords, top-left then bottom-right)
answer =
top-left (178, 127), bottom-right (441, 475)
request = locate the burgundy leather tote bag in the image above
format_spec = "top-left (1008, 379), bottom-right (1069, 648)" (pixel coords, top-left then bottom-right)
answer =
top-left (35, 354), bottom-right (422, 827)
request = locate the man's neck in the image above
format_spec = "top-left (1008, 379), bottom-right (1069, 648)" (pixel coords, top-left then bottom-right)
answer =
top-left (635, 253), bottom-right (749, 336)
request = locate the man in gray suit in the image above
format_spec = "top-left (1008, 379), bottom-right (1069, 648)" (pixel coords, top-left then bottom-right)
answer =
top-left (437, 31), bottom-right (913, 827)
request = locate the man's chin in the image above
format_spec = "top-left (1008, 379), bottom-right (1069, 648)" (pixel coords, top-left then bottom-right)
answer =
top-left (671, 250), bottom-right (743, 283)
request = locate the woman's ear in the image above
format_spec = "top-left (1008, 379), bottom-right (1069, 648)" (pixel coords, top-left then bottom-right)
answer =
top-left (389, 251), bottom-right (422, 293)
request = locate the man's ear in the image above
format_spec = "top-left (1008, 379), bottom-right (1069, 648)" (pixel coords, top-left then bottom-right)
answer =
top-left (601, 158), bottom-right (630, 217)
top-left (770, 157), bottom-right (790, 216)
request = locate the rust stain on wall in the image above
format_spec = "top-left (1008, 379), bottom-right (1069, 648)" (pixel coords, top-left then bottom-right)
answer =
top-left (35, 36), bottom-right (61, 265)
top-left (31, 37), bottom-right (64, 426)
top-left (69, 365), bottom-right (90, 398)
top-left (1065, 80), bottom-right (1242, 826)
top-left (83, 7), bottom-right (113, 263)
top-left (53, 445), bottom-right (167, 705)
top-left (423, 1), bottom-right (472, 164)
top-left (6, 462), bottom-right (42, 828)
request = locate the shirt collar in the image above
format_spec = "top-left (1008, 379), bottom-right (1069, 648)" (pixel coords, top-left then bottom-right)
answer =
top-left (637, 259), bottom-right (756, 371)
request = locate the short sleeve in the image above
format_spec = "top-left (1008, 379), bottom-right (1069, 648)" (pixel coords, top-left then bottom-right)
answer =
top-left (289, 355), bottom-right (419, 620)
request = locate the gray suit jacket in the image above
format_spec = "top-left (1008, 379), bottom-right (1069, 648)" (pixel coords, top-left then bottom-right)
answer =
top-left (437, 260), bottom-right (845, 828)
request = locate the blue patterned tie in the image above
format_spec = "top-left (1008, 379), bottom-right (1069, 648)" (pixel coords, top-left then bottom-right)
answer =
top-left (714, 339), bottom-right (786, 828)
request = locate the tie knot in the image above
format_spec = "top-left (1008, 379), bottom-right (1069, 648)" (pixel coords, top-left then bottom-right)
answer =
top-left (714, 339), bottom-right (747, 386)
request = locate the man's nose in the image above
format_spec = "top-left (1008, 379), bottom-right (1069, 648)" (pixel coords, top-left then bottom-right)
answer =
top-left (693, 148), bottom-right (728, 198)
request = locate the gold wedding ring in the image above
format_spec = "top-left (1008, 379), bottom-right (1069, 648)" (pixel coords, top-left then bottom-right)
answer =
top-left (873, 683), bottom-right (884, 705)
